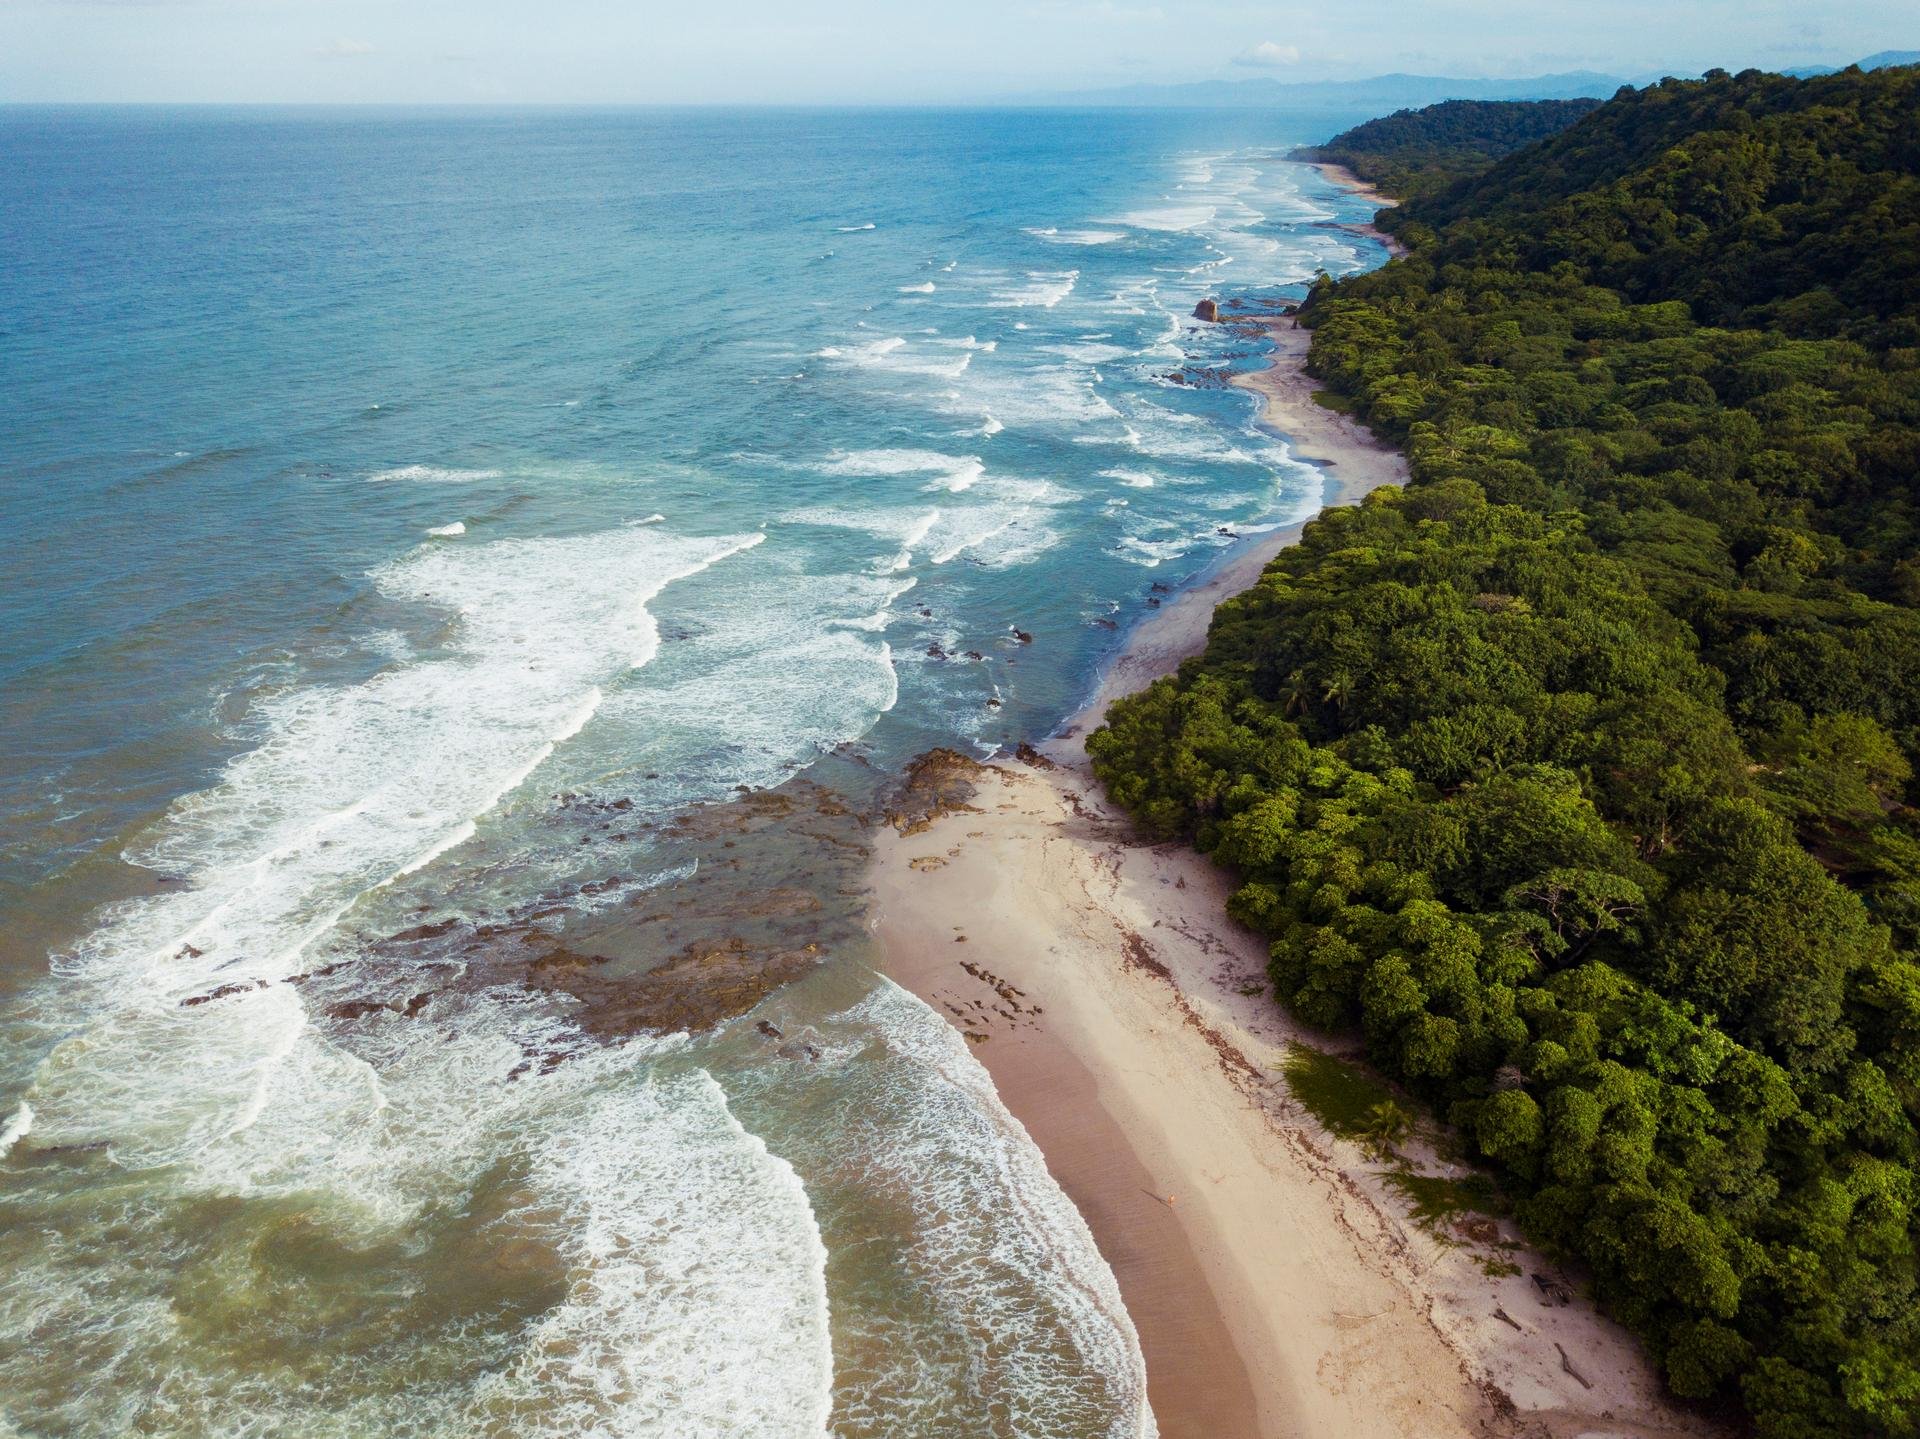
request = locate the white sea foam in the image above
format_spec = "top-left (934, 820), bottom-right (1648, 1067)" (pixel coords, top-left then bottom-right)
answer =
top-left (1042, 341), bottom-right (1133, 365)
top-left (790, 492), bottom-right (1060, 571)
top-left (829, 983), bottom-right (1158, 1439)
top-left (990, 270), bottom-right (1079, 309)
top-left (1, 140), bottom-right (1378, 1438)
top-left (367, 465), bottom-right (503, 484)
top-left (898, 282), bottom-right (936, 294)
top-left (1103, 468), bottom-right (1160, 488)
top-left (593, 564), bottom-right (907, 797)
top-left (837, 222), bottom-right (876, 232)
top-left (427, 521), bottom-right (466, 537)
top-left (944, 363), bottom-right (1119, 430)
top-left (819, 449), bottom-right (985, 493)
top-left (22, 523), bottom-right (764, 1178)
top-left (1111, 201), bottom-right (1215, 233)
top-left (886, 509), bottom-right (942, 570)
top-left (1119, 400), bottom-right (1265, 465)
top-left (1115, 533), bottom-right (1200, 567)
top-left (0, 507), bottom-right (898, 1433)
top-left (816, 336), bottom-right (904, 363)
top-left (465, 1067), bottom-right (834, 1439)
top-left (2, 1003), bottom-right (841, 1436)
top-left (0, 1102), bottom-right (30, 1155)
top-left (1026, 227), bottom-right (1127, 246)
top-left (929, 461), bottom-right (984, 492)
top-left (816, 336), bottom-right (976, 380)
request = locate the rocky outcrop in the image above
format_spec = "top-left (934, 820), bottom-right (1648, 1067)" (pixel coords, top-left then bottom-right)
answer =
top-left (884, 748), bottom-right (989, 835)
top-left (523, 937), bottom-right (821, 1036)
top-left (1165, 364), bottom-right (1232, 388)
top-left (1193, 298), bottom-right (1221, 322)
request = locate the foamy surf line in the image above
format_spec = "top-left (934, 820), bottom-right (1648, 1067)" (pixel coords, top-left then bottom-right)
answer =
top-left (368, 465), bottom-right (504, 483)
top-left (839, 983), bottom-right (1157, 1439)
top-left (496, 1065), bottom-right (835, 1438)
top-left (18, 524), bottom-right (769, 1174)
top-left (0, 516), bottom-right (873, 1433)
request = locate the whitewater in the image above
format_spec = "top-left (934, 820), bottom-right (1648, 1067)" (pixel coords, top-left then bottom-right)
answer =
top-left (0, 105), bottom-right (1386, 1436)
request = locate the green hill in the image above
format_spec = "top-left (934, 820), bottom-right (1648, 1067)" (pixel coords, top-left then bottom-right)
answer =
top-left (1292, 97), bottom-right (1605, 200)
top-left (1388, 67), bottom-right (1920, 344)
top-left (1091, 67), bottom-right (1920, 1439)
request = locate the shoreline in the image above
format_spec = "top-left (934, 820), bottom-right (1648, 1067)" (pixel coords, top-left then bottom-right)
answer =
top-left (868, 163), bottom-right (1723, 1437)
top-left (1298, 159), bottom-right (1410, 258)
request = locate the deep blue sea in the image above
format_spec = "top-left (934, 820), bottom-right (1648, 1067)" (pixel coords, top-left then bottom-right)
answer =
top-left (0, 106), bottom-right (1389, 1437)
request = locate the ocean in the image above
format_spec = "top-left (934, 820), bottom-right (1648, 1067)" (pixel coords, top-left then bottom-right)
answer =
top-left (0, 105), bottom-right (1389, 1437)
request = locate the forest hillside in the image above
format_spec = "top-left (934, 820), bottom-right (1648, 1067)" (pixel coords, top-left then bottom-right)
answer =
top-left (1093, 66), bottom-right (1920, 1439)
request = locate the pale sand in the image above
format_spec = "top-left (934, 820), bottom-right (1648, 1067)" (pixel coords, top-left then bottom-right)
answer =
top-left (867, 164), bottom-right (1725, 1438)
top-left (1300, 159), bottom-right (1411, 259)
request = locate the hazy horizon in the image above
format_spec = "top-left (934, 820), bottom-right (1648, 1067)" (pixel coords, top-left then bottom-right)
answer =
top-left (0, 0), bottom-right (1911, 106)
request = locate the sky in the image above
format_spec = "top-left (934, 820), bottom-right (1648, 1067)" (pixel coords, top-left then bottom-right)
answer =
top-left (0, 0), bottom-right (1911, 104)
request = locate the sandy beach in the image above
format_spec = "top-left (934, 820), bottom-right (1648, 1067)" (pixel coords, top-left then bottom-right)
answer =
top-left (868, 165), bottom-right (1724, 1439)
top-left (1300, 159), bottom-right (1411, 258)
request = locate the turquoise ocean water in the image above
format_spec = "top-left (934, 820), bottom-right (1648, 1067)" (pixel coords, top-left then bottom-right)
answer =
top-left (0, 106), bottom-right (1389, 1436)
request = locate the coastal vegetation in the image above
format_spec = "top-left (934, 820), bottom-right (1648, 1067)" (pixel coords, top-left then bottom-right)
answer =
top-left (1293, 97), bottom-right (1604, 200)
top-left (1091, 65), bottom-right (1920, 1438)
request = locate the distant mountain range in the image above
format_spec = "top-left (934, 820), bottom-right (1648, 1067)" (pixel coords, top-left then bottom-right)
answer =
top-left (1782, 49), bottom-right (1920, 78)
top-left (1020, 50), bottom-right (1916, 111)
top-left (1019, 71), bottom-right (1629, 110)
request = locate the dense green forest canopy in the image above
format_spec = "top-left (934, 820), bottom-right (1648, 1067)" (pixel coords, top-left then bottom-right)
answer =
top-left (1294, 97), bottom-right (1604, 200)
top-left (1092, 67), bottom-right (1920, 1439)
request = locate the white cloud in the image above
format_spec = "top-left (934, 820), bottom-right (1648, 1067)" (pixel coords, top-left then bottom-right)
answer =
top-left (1232, 40), bottom-right (1302, 68)
top-left (315, 38), bottom-right (375, 60)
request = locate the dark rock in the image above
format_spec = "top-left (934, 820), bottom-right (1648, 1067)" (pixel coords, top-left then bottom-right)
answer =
top-left (180, 980), bottom-right (266, 1008)
top-left (526, 937), bottom-right (819, 1036)
top-left (884, 748), bottom-right (989, 834)
top-left (328, 998), bottom-right (391, 1021)
top-left (1193, 298), bottom-right (1221, 322)
top-left (1166, 364), bottom-right (1231, 388)
top-left (1009, 627), bottom-right (1033, 644)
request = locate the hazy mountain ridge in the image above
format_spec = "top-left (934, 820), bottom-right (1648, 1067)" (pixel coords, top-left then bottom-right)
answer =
top-left (1017, 70), bottom-right (1629, 110)
top-left (1023, 49), bottom-right (1915, 111)
top-left (1783, 48), bottom-right (1920, 78)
